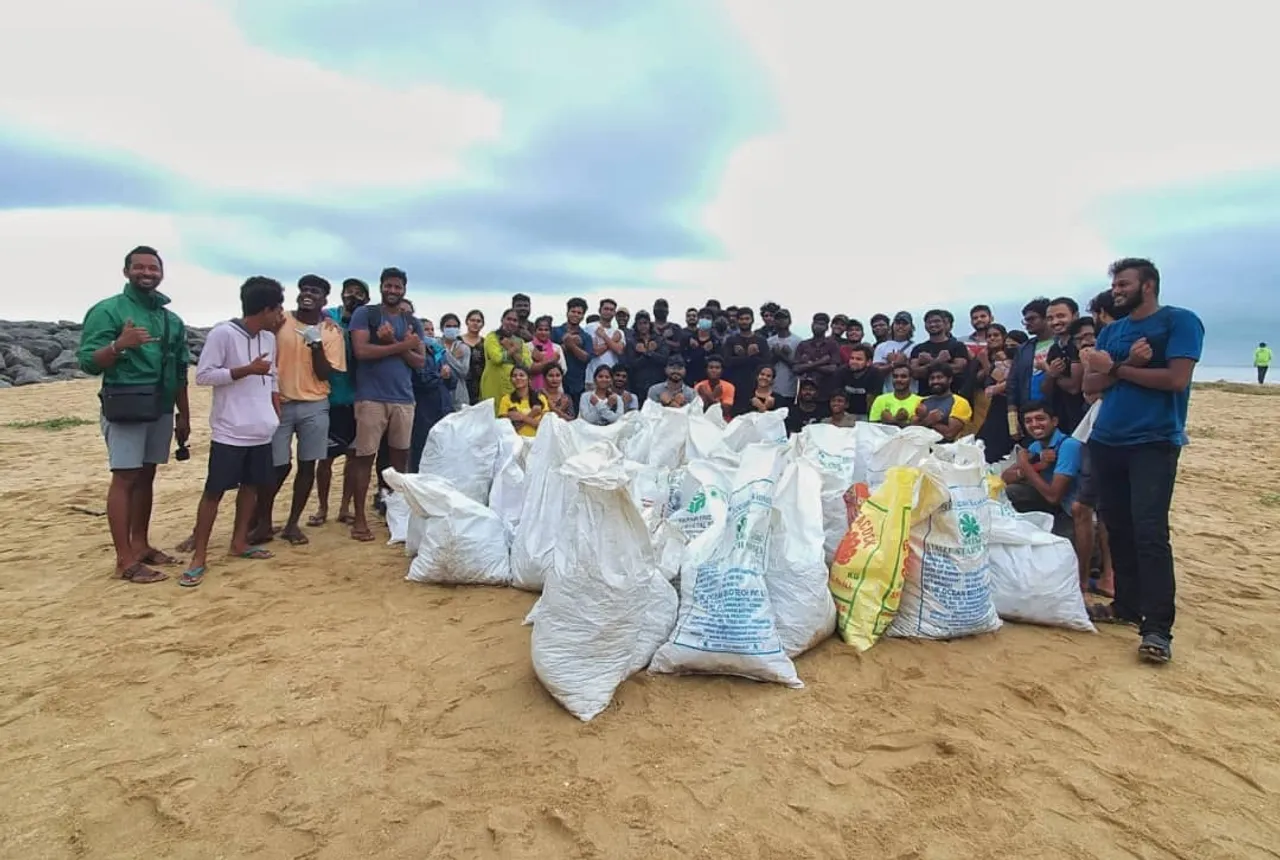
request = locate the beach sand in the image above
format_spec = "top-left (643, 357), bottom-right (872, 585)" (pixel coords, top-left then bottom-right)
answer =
top-left (2, 379), bottom-right (1278, 859)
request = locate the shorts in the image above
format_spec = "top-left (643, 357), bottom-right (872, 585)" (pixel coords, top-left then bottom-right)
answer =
top-left (354, 400), bottom-right (414, 457)
top-left (205, 441), bottom-right (274, 496)
top-left (101, 413), bottom-right (173, 471)
top-left (1075, 445), bottom-right (1098, 509)
top-left (271, 399), bottom-right (330, 467)
top-left (326, 403), bottom-right (356, 459)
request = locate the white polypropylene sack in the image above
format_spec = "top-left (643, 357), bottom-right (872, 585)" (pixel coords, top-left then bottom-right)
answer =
top-left (1073, 400), bottom-right (1100, 443)
top-left (794, 424), bottom-right (860, 564)
top-left (888, 442), bottom-right (1002, 640)
top-left (766, 460), bottom-right (837, 656)
top-left (384, 470), bottom-right (512, 586)
top-left (988, 505), bottom-right (1095, 632)
top-left (488, 421), bottom-right (527, 540)
top-left (510, 415), bottom-right (632, 592)
top-left (864, 425), bottom-right (940, 491)
top-left (418, 400), bottom-right (501, 505)
top-left (650, 444), bottom-right (802, 687)
top-left (384, 488), bottom-right (410, 546)
top-left (530, 444), bottom-right (678, 721)
top-left (722, 409), bottom-right (789, 453)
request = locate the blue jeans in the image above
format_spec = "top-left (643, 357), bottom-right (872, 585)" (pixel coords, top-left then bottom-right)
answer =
top-left (1089, 440), bottom-right (1181, 638)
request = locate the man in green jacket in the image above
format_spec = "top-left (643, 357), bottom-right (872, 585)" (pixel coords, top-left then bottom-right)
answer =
top-left (77, 245), bottom-right (192, 583)
top-left (1256, 342), bottom-right (1272, 384)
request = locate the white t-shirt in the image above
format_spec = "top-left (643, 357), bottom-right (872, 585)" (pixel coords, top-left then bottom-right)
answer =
top-left (768, 333), bottom-right (803, 398)
top-left (872, 339), bottom-right (914, 392)
top-left (583, 322), bottom-right (624, 384)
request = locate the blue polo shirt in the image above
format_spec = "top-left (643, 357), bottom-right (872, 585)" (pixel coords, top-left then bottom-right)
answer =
top-left (1028, 429), bottom-right (1082, 513)
top-left (1091, 305), bottom-right (1204, 447)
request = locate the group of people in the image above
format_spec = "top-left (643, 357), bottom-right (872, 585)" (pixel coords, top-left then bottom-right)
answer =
top-left (80, 247), bottom-right (1203, 664)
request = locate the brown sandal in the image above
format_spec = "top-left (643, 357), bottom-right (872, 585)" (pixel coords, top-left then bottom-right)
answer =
top-left (120, 564), bottom-right (168, 584)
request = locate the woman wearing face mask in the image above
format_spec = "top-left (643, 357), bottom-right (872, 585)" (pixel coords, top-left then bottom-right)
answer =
top-left (439, 313), bottom-right (471, 410)
top-left (528, 315), bottom-right (564, 393)
top-left (461, 309), bottom-right (485, 405)
top-left (682, 309), bottom-right (719, 385)
top-left (480, 309), bottom-right (532, 413)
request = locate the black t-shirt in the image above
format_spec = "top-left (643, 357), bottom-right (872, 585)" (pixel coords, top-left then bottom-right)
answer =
top-left (910, 338), bottom-right (968, 394)
top-left (785, 400), bottom-right (830, 436)
top-left (840, 367), bottom-right (883, 416)
top-left (1049, 340), bottom-right (1085, 433)
top-left (722, 332), bottom-right (772, 396)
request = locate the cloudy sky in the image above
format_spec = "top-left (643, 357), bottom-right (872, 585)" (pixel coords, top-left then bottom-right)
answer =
top-left (2, 0), bottom-right (1275, 364)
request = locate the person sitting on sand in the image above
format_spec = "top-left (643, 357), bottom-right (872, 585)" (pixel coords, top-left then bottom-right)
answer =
top-left (648, 354), bottom-right (697, 408)
top-left (179, 277), bottom-right (286, 588)
top-left (870, 363), bottom-right (923, 426)
top-left (823, 390), bottom-right (858, 427)
top-left (609, 365), bottom-right (641, 413)
top-left (1001, 400), bottom-right (1082, 545)
top-left (914, 363), bottom-right (973, 441)
top-left (77, 244), bottom-right (193, 584)
top-left (541, 364), bottom-right (576, 420)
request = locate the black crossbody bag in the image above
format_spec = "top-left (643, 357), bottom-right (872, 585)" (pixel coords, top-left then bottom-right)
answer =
top-left (99, 312), bottom-right (170, 424)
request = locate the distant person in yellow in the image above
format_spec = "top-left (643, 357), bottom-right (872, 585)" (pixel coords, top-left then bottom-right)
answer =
top-left (1256, 342), bottom-right (1272, 384)
top-left (480, 308), bottom-right (532, 412)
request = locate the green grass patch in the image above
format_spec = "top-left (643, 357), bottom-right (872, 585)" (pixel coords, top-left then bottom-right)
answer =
top-left (1260, 493), bottom-right (1280, 508)
top-left (1193, 381), bottom-right (1280, 396)
top-left (5, 416), bottom-right (94, 431)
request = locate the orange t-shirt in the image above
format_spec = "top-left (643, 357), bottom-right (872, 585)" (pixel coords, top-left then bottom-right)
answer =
top-left (695, 379), bottom-right (736, 408)
top-left (277, 312), bottom-right (348, 402)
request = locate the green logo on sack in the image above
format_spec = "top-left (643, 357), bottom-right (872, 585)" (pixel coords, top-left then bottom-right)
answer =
top-left (960, 512), bottom-right (982, 544)
top-left (687, 491), bottom-right (706, 514)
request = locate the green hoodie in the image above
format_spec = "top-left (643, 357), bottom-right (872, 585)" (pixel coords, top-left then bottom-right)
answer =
top-left (77, 283), bottom-right (191, 411)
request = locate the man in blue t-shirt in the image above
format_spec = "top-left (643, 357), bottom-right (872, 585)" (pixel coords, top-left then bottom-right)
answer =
top-left (346, 267), bottom-right (426, 543)
top-left (551, 296), bottom-right (591, 401)
top-left (1002, 398), bottom-right (1084, 561)
top-left (1080, 257), bottom-right (1204, 665)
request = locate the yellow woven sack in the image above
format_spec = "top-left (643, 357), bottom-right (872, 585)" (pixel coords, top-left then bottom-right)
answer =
top-left (828, 466), bottom-right (922, 651)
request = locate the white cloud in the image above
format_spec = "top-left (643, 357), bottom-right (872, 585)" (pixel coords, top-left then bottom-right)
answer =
top-left (661, 0), bottom-right (1280, 320)
top-left (0, 0), bottom-right (502, 195)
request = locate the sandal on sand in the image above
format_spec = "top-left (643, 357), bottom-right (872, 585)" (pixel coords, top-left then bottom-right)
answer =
top-left (350, 526), bottom-right (377, 543)
top-left (179, 567), bottom-right (206, 588)
top-left (235, 547), bottom-right (274, 560)
top-left (1087, 603), bottom-right (1139, 627)
top-left (1087, 578), bottom-right (1115, 599)
top-left (280, 528), bottom-right (310, 546)
top-left (143, 548), bottom-right (181, 566)
top-left (1138, 633), bottom-right (1172, 664)
top-left (306, 512), bottom-right (327, 527)
top-left (120, 564), bottom-right (168, 584)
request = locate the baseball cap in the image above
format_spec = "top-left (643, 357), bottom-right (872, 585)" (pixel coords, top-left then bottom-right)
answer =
top-left (893, 311), bottom-right (913, 325)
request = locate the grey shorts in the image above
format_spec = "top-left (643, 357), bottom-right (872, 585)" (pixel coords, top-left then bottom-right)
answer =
top-left (101, 413), bottom-right (173, 471)
top-left (271, 399), bottom-right (330, 467)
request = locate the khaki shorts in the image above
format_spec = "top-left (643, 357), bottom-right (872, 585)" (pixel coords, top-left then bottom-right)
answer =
top-left (354, 401), bottom-right (414, 457)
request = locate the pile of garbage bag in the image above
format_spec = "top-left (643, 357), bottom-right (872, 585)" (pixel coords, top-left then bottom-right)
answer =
top-left (384, 397), bottom-right (1093, 722)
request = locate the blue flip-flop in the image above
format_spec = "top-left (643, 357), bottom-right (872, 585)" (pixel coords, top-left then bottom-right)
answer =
top-left (179, 567), bottom-right (206, 588)
top-left (236, 547), bottom-right (273, 560)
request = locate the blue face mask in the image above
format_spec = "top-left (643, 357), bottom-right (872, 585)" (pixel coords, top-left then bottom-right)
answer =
top-left (697, 319), bottom-right (713, 331)
top-left (442, 326), bottom-right (461, 339)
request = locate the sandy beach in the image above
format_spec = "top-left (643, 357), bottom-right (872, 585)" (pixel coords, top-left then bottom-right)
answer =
top-left (1, 378), bottom-right (1278, 859)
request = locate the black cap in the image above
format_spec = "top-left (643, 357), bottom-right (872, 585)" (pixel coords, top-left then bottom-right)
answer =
top-left (893, 311), bottom-right (913, 325)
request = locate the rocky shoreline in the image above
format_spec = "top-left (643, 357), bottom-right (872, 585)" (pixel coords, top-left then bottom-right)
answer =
top-left (0, 320), bottom-right (210, 388)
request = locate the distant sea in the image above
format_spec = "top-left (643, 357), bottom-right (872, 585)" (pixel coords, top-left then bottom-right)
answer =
top-left (1196, 365), bottom-right (1270, 384)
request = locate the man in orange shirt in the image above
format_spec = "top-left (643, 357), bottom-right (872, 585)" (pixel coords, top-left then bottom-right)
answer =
top-left (257, 275), bottom-right (347, 545)
top-left (694, 354), bottom-right (735, 422)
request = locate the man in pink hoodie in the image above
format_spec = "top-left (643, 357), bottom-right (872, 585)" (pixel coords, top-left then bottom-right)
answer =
top-left (179, 277), bottom-right (286, 587)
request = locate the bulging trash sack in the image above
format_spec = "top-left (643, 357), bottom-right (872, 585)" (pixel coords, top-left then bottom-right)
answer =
top-left (419, 400), bottom-right (502, 505)
top-left (864, 425), bottom-right (940, 492)
top-left (384, 470), bottom-right (512, 587)
top-left (722, 409), bottom-right (789, 453)
top-left (488, 420), bottom-right (527, 541)
top-left (650, 443), bottom-right (802, 687)
top-left (530, 443), bottom-right (678, 721)
top-left (766, 460), bottom-right (837, 657)
top-left (888, 442), bottom-right (1002, 640)
top-left (828, 466), bottom-right (929, 651)
top-left (987, 504), bottom-right (1095, 632)
top-left (383, 487), bottom-right (410, 546)
top-left (795, 424), bottom-right (860, 565)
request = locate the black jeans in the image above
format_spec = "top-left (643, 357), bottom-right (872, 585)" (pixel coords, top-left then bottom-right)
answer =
top-left (1259, 366), bottom-right (1269, 384)
top-left (1089, 440), bottom-right (1181, 638)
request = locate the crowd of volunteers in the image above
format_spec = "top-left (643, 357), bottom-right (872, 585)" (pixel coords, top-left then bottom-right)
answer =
top-left (78, 246), bottom-right (1203, 665)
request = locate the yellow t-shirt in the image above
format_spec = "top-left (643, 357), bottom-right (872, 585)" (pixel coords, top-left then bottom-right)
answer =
top-left (870, 392), bottom-right (922, 422)
top-left (498, 392), bottom-right (549, 437)
top-left (919, 393), bottom-right (973, 424)
top-left (277, 312), bottom-right (347, 402)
